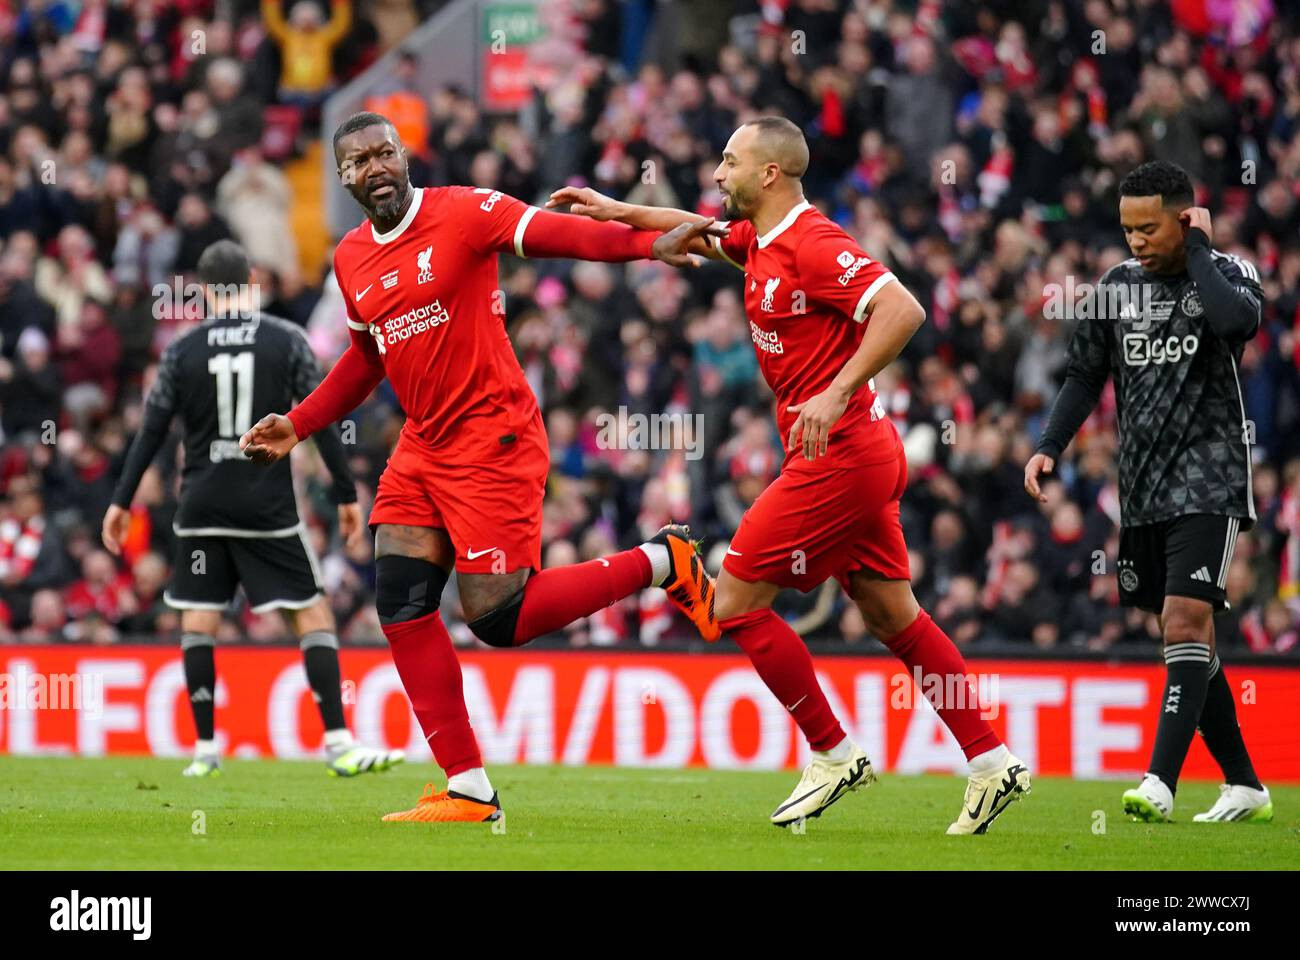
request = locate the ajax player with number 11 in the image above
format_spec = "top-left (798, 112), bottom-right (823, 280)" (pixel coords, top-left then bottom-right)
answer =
top-left (240, 112), bottom-right (722, 824)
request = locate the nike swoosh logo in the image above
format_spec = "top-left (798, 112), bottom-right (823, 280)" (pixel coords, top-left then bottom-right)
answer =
top-left (597, 558), bottom-right (610, 567)
top-left (466, 547), bottom-right (497, 560)
top-left (774, 784), bottom-right (826, 816)
top-left (355, 284), bottom-right (373, 302)
top-left (776, 757), bottom-right (868, 817)
top-left (726, 548), bottom-right (743, 557)
top-left (785, 694), bottom-right (808, 712)
top-left (966, 788), bottom-right (987, 820)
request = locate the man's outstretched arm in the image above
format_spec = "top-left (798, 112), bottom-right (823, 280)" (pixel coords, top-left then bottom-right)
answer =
top-left (462, 187), bottom-right (724, 266)
top-left (511, 205), bottom-right (661, 261)
top-left (546, 186), bottom-right (722, 260)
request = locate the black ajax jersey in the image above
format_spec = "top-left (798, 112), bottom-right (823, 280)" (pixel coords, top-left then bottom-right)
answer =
top-left (141, 313), bottom-right (333, 533)
top-left (1058, 253), bottom-right (1262, 529)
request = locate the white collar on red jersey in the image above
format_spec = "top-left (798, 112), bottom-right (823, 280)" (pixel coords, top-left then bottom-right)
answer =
top-left (756, 199), bottom-right (812, 248)
top-left (371, 187), bottom-right (424, 245)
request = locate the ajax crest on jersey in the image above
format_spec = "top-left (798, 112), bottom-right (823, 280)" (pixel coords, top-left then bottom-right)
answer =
top-left (1119, 565), bottom-right (1139, 592)
top-left (1180, 287), bottom-right (1204, 317)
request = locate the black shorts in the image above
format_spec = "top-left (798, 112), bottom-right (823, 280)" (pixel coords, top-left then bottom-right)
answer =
top-left (1117, 514), bottom-right (1243, 613)
top-left (165, 529), bottom-right (324, 614)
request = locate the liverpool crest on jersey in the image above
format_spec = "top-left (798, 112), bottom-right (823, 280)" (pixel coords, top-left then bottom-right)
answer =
top-left (761, 276), bottom-right (781, 312)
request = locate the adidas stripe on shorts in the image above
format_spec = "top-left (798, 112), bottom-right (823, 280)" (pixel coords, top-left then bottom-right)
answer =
top-left (1116, 514), bottom-right (1245, 613)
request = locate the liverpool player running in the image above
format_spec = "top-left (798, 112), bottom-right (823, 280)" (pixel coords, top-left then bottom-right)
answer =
top-left (240, 112), bottom-right (719, 824)
top-left (103, 240), bottom-right (402, 778)
top-left (1027, 161), bottom-right (1272, 824)
top-left (551, 117), bottom-right (1030, 833)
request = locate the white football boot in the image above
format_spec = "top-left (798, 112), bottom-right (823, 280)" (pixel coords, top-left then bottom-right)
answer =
top-left (181, 754), bottom-right (221, 778)
top-left (770, 743), bottom-right (874, 827)
top-left (946, 750), bottom-right (1031, 835)
top-left (326, 744), bottom-right (406, 778)
top-left (1121, 773), bottom-right (1174, 823)
top-left (1192, 783), bottom-right (1273, 823)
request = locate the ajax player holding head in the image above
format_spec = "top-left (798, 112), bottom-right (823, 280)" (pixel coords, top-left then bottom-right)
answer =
top-left (1026, 161), bottom-right (1272, 824)
top-left (551, 117), bottom-right (1030, 834)
top-left (240, 112), bottom-right (720, 824)
top-left (103, 240), bottom-right (402, 778)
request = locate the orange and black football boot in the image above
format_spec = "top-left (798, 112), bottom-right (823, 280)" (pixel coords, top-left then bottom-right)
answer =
top-left (651, 523), bottom-right (720, 642)
top-left (380, 783), bottom-right (503, 823)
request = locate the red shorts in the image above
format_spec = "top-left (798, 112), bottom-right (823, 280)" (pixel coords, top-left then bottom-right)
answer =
top-left (369, 413), bottom-right (549, 575)
top-left (722, 440), bottom-right (910, 592)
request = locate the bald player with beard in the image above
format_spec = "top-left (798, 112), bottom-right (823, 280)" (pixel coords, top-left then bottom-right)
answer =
top-left (550, 117), bottom-right (1031, 834)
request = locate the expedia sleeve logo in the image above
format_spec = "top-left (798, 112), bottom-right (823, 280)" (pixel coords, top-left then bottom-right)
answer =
top-left (836, 254), bottom-right (873, 286)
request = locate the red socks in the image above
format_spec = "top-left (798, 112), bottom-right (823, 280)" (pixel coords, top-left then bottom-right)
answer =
top-left (381, 611), bottom-right (481, 776)
top-left (720, 605), bottom-right (1001, 762)
top-left (719, 608), bottom-right (845, 752)
top-left (379, 551), bottom-right (654, 775)
top-left (882, 610), bottom-right (1000, 760)
top-left (513, 549), bottom-right (652, 645)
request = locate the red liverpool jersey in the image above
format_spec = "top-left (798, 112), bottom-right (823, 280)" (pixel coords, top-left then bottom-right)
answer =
top-left (331, 185), bottom-right (544, 456)
top-left (712, 201), bottom-right (901, 465)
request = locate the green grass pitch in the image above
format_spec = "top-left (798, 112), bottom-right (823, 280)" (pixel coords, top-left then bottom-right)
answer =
top-left (2, 757), bottom-right (1296, 870)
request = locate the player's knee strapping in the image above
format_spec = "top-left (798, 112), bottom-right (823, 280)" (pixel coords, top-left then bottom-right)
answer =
top-left (467, 590), bottom-right (524, 648)
top-left (375, 556), bottom-right (449, 625)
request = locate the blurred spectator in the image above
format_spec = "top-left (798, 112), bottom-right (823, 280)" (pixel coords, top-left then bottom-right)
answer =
top-left (261, 0), bottom-right (353, 107)
top-left (216, 146), bottom-right (298, 278)
top-left (0, 327), bottom-right (60, 440)
top-left (64, 549), bottom-right (137, 624)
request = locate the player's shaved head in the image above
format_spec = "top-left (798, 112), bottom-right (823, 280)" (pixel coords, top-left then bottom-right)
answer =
top-left (740, 117), bottom-right (809, 179)
top-left (714, 117), bottom-right (809, 223)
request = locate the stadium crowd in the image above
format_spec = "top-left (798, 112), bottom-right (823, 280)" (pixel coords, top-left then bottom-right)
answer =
top-left (1, 0), bottom-right (1299, 654)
